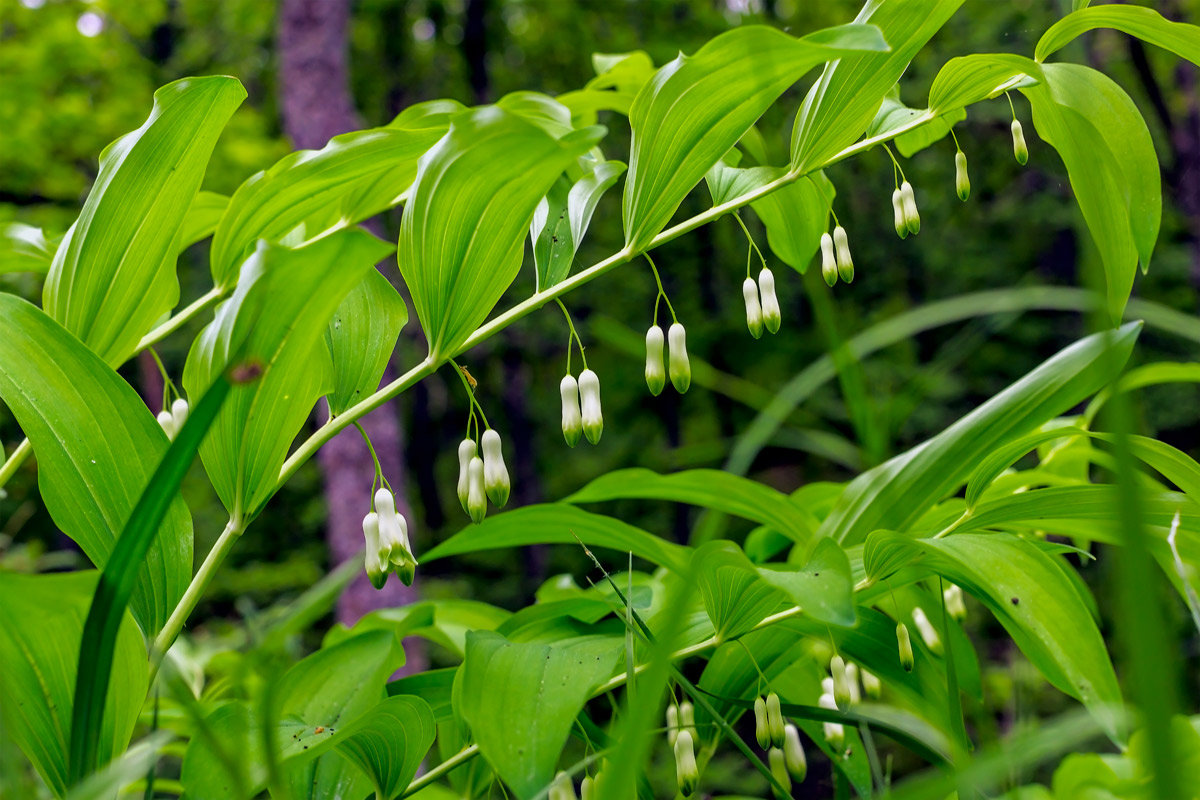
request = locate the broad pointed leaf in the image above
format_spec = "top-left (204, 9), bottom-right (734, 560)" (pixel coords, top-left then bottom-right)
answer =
top-left (819, 324), bottom-right (1140, 545)
top-left (624, 23), bottom-right (887, 249)
top-left (790, 0), bottom-right (963, 172)
top-left (532, 159), bottom-right (626, 291)
top-left (456, 632), bottom-right (621, 799)
top-left (336, 695), bottom-right (436, 800)
top-left (43, 76), bottom-right (245, 365)
top-left (422, 504), bottom-right (690, 573)
top-left (184, 229), bottom-right (393, 519)
top-left (399, 106), bottom-right (602, 358)
top-left (210, 100), bottom-right (456, 288)
top-left (1036, 5), bottom-right (1200, 64)
top-left (325, 268), bottom-right (408, 416)
top-left (0, 295), bottom-right (192, 634)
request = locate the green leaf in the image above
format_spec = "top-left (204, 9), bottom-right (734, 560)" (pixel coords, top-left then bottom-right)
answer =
top-left (694, 541), bottom-right (785, 641)
top-left (1028, 64), bottom-right (1159, 320)
top-left (336, 695), bottom-right (436, 800)
top-left (867, 532), bottom-right (1123, 741)
top-left (0, 222), bottom-right (58, 274)
top-left (758, 538), bottom-right (855, 627)
top-left (750, 172), bottom-right (835, 272)
top-left (0, 295), bottom-right (192, 634)
top-left (180, 191), bottom-right (229, 250)
top-left (965, 426), bottom-right (1089, 509)
top-left (326, 599), bottom-right (509, 658)
top-left (623, 23), bottom-right (887, 249)
top-left (0, 573), bottom-right (147, 799)
top-left (210, 99), bottom-right (456, 288)
top-left (422, 504), bottom-right (690, 573)
top-left (65, 732), bottom-right (171, 800)
top-left (399, 107), bottom-right (601, 358)
top-left (43, 76), bottom-right (245, 365)
top-left (1036, 5), bottom-right (1200, 64)
top-left (184, 229), bottom-right (393, 519)
top-left (927, 53), bottom-right (1037, 116)
top-left (70, 373), bottom-right (231, 784)
top-left (566, 468), bottom-right (816, 545)
top-left (456, 632), bottom-right (621, 799)
top-left (790, 0), bottom-right (963, 172)
top-left (532, 160), bottom-right (626, 291)
top-left (559, 51), bottom-right (657, 124)
top-left (819, 323), bottom-right (1140, 546)
top-left (325, 268), bottom-right (408, 416)
top-left (181, 630), bottom-right (401, 799)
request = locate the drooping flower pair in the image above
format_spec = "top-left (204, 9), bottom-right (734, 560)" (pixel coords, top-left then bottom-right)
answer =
top-left (561, 369), bottom-right (603, 446)
top-left (644, 322), bottom-right (690, 395)
top-left (742, 268), bottom-right (781, 339)
top-left (820, 225), bottom-right (855, 286)
top-left (156, 398), bottom-right (190, 441)
top-left (457, 429), bottom-right (510, 523)
top-left (753, 691), bottom-right (806, 788)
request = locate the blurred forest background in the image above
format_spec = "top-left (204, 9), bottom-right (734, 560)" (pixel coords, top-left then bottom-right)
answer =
top-left (3, 0), bottom-right (1200, 761)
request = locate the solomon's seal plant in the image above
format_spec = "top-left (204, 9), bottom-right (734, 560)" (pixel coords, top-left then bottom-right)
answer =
top-left (3, 3), bottom-right (1200, 799)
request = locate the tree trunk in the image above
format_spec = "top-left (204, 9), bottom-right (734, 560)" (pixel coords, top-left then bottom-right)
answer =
top-left (277, 0), bottom-right (422, 660)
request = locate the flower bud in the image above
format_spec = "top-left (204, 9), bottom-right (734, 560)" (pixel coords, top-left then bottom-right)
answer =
top-left (550, 771), bottom-right (577, 800)
top-left (666, 703), bottom-right (680, 746)
top-left (467, 456), bottom-right (486, 524)
top-left (679, 700), bottom-right (697, 740)
top-left (955, 150), bottom-right (970, 201)
top-left (156, 410), bottom-right (177, 439)
top-left (844, 662), bottom-right (861, 705)
top-left (833, 225), bottom-right (854, 284)
top-left (818, 693), bottom-right (844, 751)
top-left (1011, 118), bottom-right (1028, 165)
top-left (897, 622), bottom-right (915, 672)
top-left (674, 729), bottom-right (698, 797)
top-left (754, 695), bottom-right (770, 749)
top-left (783, 724), bottom-right (806, 782)
top-left (580, 776), bottom-right (594, 800)
top-left (768, 747), bottom-right (791, 794)
top-left (456, 439), bottom-right (477, 512)
top-left (559, 375), bottom-right (582, 447)
top-left (481, 429), bottom-right (510, 508)
top-left (758, 268), bottom-right (781, 334)
top-left (912, 607), bottom-right (943, 655)
top-left (900, 181), bottom-right (920, 235)
top-left (861, 668), bottom-right (882, 699)
top-left (645, 325), bottom-right (666, 396)
top-left (578, 368), bottom-right (603, 444)
top-left (820, 232), bottom-right (838, 286)
top-left (170, 398), bottom-right (189, 430)
top-left (891, 188), bottom-right (908, 239)
top-left (765, 691), bottom-right (785, 748)
top-left (668, 322), bottom-right (690, 394)
top-left (742, 277), bottom-right (764, 339)
top-left (362, 511), bottom-right (386, 590)
top-left (944, 583), bottom-right (967, 622)
top-left (830, 655), bottom-right (851, 710)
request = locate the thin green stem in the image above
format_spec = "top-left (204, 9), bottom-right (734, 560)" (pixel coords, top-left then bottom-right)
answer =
top-left (149, 517), bottom-right (243, 678)
top-left (883, 143), bottom-right (906, 185)
top-left (147, 347), bottom-right (175, 410)
top-left (353, 422), bottom-right (388, 495)
top-left (401, 744), bottom-right (479, 798)
top-left (555, 298), bottom-right (587, 371)
top-left (1006, 91), bottom-right (1018, 119)
top-left (732, 213), bottom-right (767, 273)
top-left (949, 127), bottom-right (962, 152)
top-left (136, 287), bottom-right (224, 353)
top-left (449, 359), bottom-right (490, 431)
top-left (0, 438), bottom-right (32, 490)
top-left (643, 254), bottom-right (677, 323)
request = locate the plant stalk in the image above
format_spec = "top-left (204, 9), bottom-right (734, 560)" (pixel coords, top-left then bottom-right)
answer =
top-left (0, 438), bottom-right (32, 490)
top-left (136, 287), bottom-right (225, 353)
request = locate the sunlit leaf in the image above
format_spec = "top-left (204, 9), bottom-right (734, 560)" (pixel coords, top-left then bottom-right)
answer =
top-left (399, 106), bottom-right (602, 358)
top-left (325, 268), bottom-right (408, 416)
top-left (819, 323), bottom-right (1140, 546)
top-left (0, 295), bottom-right (192, 634)
top-left (184, 228), bottom-right (393, 519)
top-left (43, 76), bottom-right (245, 365)
top-left (456, 632), bottom-right (621, 799)
top-left (790, 0), bottom-right (963, 172)
top-left (625, 23), bottom-right (887, 249)
top-left (337, 695), bottom-right (436, 800)
top-left (0, 222), bottom-right (58, 274)
top-left (1036, 5), bottom-right (1200, 64)
top-left (532, 159), bottom-right (626, 291)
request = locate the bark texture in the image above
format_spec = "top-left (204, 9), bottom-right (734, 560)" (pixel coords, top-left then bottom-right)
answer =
top-left (277, 0), bottom-right (421, 642)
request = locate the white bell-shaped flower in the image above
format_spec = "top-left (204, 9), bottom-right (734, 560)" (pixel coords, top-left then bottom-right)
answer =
top-left (481, 429), bottom-right (510, 507)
